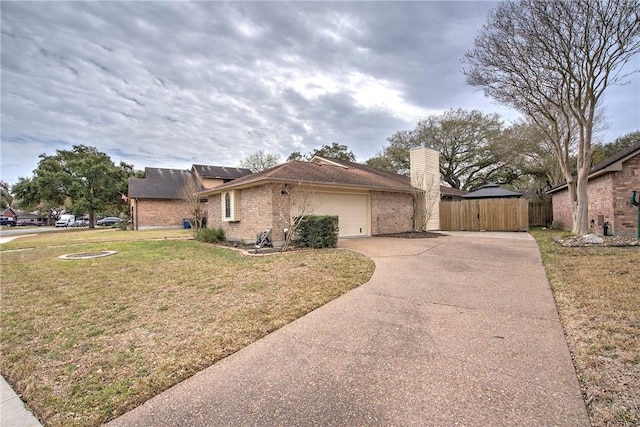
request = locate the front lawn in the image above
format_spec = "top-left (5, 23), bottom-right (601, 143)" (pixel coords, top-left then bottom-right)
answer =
top-left (531, 229), bottom-right (639, 426)
top-left (0, 230), bottom-right (374, 426)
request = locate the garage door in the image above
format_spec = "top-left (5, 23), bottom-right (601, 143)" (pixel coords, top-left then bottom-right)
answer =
top-left (313, 192), bottom-right (369, 237)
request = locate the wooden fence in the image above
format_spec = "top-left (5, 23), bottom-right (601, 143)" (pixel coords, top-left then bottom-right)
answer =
top-left (528, 200), bottom-right (553, 227)
top-left (440, 198), bottom-right (529, 231)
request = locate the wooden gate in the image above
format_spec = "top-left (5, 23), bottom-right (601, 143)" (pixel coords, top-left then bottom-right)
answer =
top-left (440, 198), bottom-right (529, 231)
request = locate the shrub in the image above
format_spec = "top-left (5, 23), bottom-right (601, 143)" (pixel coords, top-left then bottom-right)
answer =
top-left (292, 215), bottom-right (339, 249)
top-left (196, 227), bottom-right (226, 243)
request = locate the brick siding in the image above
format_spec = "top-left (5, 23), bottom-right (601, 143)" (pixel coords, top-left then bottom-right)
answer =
top-left (208, 185), bottom-right (416, 243)
top-left (371, 191), bottom-right (414, 234)
top-left (208, 184), bottom-right (287, 244)
top-left (612, 154), bottom-right (640, 237)
top-left (551, 152), bottom-right (639, 237)
top-left (132, 199), bottom-right (202, 229)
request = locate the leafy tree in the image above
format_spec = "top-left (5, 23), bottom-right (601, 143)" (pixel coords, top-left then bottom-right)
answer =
top-left (288, 143), bottom-right (357, 162)
top-left (0, 181), bottom-right (13, 210)
top-left (286, 151), bottom-right (304, 162)
top-left (464, 0), bottom-right (640, 235)
top-left (501, 120), bottom-right (567, 198)
top-left (11, 145), bottom-right (133, 228)
top-left (366, 130), bottom-right (417, 175)
top-left (591, 130), bottom-right (640, 165)
top-left (367, 109), bottom-right (514, 191)
top-left (309, 143), bottom-right (356, 162)
top-left (239, 150), bottom-right (281, 172)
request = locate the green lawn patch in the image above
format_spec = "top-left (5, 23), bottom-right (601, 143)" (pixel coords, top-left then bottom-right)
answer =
top-left (1, 230), bottom-right (374, 426)
top-left (531, 228), bottom-right (639, 426)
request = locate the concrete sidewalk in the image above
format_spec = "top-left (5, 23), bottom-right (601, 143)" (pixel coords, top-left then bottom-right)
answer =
top-left (1, 376), bottom-right (42, 427)
top-left (109, 232), bottom-right (589, 426)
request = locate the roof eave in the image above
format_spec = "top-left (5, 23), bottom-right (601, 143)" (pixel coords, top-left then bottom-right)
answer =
top-left (197, 178), bottom-right (416, 197)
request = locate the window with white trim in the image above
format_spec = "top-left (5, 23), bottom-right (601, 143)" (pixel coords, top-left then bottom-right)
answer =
top-left (222, 190), bottom-right (239, 221)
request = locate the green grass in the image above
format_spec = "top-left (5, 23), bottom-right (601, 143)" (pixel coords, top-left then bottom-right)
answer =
top-left (0, 229), bottom-right (374, 426)
top-left (531, 228), bottom-right (640, 427)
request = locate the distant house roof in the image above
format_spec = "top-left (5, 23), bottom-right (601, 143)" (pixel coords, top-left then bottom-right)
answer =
top-left (440, 186), bottom-right (468, 198)
top-left (1, 208), bottom-right (17, 217)
top-left (462, 183), bottom-right (522, 199)
top-left (192, 164), bottom-right (252, 180)
top-left (548, 140), bottom-right (640, 194)
top-left (129, 168), bottom-right (199, 199)
top-left (199, 156), bottom-right (418, 196)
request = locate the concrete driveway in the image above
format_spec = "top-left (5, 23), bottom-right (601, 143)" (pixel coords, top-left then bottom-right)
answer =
top-left (109, 232), bottom-right (589, 426)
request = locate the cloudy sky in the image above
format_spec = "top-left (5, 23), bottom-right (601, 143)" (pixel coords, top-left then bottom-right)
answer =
top-left (1, 1), bottom-right (638, 184)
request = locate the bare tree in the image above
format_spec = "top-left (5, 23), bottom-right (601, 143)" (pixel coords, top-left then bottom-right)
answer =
top-left (277, 183), bottom-right (317, 251)
top-left (239, 150), bottom-right (281, 172)
top-left (464, 0), bottom-right (640, 235)
top-left (411, 174), bottom-right (439, 232)
top-left (179, 176), bottom-right (205, 236)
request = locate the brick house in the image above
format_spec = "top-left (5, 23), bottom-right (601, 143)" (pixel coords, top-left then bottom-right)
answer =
top-left (128, 165), bottom-right (252, 230)
top-left (548, 141), bottom-right (640, 237)
top-left (200, 147), bottom-right (440, 245)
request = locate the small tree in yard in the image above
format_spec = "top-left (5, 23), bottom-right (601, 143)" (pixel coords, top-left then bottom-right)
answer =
top-left (278, 183), bottom-right (317, 251)
top-left (179, 177), bottom-right (205, 236)
top-left (411, 174), bottom-right (439, 232)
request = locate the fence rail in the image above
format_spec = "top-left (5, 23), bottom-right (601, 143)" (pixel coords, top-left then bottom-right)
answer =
top-left (440, 198), bottom-right (529, 231)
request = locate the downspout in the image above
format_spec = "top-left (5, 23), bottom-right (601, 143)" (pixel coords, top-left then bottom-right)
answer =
top-left (135, 198), bottom-right (139, 231)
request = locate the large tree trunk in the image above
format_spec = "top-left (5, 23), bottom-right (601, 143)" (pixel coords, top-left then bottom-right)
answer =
top-left (572, 112), bottom-right (593, 235)
top-left (572, 174), bottom-right (590, 235)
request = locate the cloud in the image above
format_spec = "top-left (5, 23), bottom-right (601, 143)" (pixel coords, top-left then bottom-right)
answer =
top-left (1, 1), bottom-right (638, 185)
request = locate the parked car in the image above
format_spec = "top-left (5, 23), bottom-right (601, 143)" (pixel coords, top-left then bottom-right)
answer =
top-left (72, 220), bottom-right (89, 227)
top-left (96, 217), bottom-right (122, 226)
top-left (55, 214), bottom-right (76, 227)
top-left (0, 217), bottom-right (16, 227)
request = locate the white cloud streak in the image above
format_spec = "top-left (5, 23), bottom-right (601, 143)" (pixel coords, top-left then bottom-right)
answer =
top-left (1, 1), bottom-right (638, 184)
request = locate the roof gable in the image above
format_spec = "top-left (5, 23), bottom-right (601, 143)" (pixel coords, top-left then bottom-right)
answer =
top-left (590, 140), bottom-right (640, 175)
top-left (548, 140), bottom-right (640, 194)
top-left (129, 168), bottom-right (198, 199)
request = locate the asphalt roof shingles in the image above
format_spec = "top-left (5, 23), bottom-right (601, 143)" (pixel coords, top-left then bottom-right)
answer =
top-left (129, 168), bottom-right (198, 199)
top-left (200, 157), bottom-right (418, 195)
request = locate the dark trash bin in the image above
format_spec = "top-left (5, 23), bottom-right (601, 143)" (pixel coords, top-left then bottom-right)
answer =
top-left (183, 218), bottom-right (191, 229)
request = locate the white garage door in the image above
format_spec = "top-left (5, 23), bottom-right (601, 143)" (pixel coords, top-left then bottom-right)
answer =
top-left (313, 193), bottom-right (369, 237)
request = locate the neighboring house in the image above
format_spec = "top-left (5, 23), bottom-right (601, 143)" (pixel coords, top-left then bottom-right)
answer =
top-left (192, 164), bottom-right (252, 189)
top-left (462, 183), bottom-right (523, 199)
top-left (1, 208), bottom-right (17, 220)
top-left (548, 141), bottom-right (640, 237)
top-left (200, 147), bottom-right (440, 245)
top-left (440, 186), bottom-right (468, 201)
top-left (128, 165), bottom-right (252, 230)
top-left (15, 211), bottom-right (47, 226)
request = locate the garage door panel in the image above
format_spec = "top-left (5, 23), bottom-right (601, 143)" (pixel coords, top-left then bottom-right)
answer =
top-left (313, 193), bottom-right (369, 237)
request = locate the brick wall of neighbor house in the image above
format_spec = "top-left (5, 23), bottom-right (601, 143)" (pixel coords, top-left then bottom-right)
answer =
top-left (584, 174), bottom-right (614, 232)
top-left (551, 153), bottom-right (640, 236)
top-left (612, 154), bottom-right (640, 237)
top-left (134, 199), bottom-right (194, 228)
top-left (551, 190), bottom-right (573, 230)
top-left (371, 191), bottom-right (414, 234)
